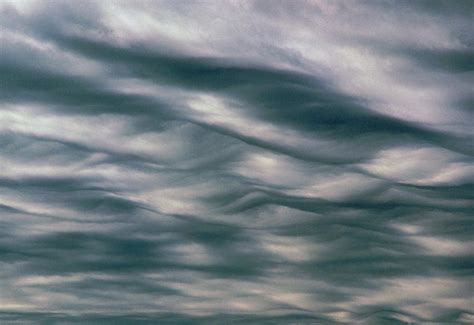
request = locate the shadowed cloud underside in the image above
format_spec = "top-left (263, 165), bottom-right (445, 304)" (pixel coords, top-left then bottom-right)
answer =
top-left (0, 0), bottom-right (473, 324)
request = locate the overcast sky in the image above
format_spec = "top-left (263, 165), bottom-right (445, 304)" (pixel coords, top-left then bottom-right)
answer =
top-left (1, 0), bottom-right (473, 323)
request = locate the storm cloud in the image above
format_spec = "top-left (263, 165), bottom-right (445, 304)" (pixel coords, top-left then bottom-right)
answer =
top-left (1, 0), bottom-right (473, 324)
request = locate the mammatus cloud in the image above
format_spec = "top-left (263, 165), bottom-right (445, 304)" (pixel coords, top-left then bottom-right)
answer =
top-left (1, 0), bottom-right (473, 323)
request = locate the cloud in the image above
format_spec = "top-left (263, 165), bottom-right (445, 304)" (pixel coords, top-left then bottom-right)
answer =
top-left (1, 0), bottom-right (472, 323)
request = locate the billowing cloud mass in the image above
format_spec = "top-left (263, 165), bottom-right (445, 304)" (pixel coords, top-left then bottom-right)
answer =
top-left (1, 0), bottom-right (473, 323)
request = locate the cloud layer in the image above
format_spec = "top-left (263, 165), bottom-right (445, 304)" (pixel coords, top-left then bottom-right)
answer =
top-left (1, 0), bottom-right (473, 323)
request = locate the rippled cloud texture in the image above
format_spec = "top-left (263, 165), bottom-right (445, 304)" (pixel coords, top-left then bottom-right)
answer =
top-left (1, 0), bottom-right (473, 323)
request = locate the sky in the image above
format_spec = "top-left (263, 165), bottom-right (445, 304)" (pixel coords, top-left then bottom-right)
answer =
top-left (0, 0), bottom-right (473, 324)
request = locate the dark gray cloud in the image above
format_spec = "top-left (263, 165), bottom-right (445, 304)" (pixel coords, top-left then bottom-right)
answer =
top-left (1, 0), bottom-right (473, 324)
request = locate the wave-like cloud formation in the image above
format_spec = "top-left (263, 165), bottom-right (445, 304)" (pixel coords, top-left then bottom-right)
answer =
top-left (1, 1), bottom-right (473, 323)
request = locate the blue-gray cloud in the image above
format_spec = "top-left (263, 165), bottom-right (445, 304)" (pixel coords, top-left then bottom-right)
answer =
top-left (1, 0), bottom-right (473, 324)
